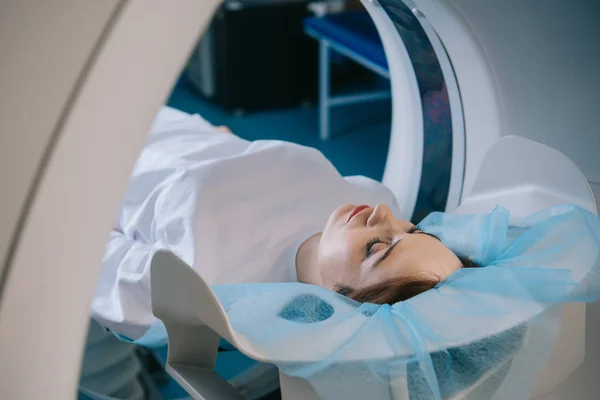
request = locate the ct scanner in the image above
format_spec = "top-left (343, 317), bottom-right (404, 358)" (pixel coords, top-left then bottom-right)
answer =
top-left (1, 0), bottom-right (599, 399)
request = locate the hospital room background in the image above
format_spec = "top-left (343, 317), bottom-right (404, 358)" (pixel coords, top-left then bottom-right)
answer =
top-left (168, 1), bottom-right (392, 185)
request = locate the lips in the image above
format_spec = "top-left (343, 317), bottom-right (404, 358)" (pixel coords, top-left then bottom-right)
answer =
top-left (347, 205), bottom-right (370, 223)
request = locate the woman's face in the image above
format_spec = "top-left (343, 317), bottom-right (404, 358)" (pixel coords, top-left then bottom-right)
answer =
top-left (316, 204), bottom-right (462, 290)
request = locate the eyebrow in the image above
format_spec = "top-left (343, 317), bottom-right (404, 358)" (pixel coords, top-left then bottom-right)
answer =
top-left (373, 230), bottom-right (441, 267)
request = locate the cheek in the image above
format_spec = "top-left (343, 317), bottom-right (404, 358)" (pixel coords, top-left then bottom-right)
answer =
top-left (318, 228), bottom-right (355, 266)
top-left (318, 258), bottom-right (361, 290)
top-left (317, 233), bottom-right (363, 288)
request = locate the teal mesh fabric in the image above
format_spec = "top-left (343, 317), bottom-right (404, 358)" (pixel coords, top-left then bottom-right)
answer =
top-left (212, 205), bottom-right (600, 400)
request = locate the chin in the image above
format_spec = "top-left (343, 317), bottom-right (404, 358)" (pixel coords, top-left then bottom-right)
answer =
top-left (321, 206), bottom-right (350, 241)
top-left (331, 204), bottom-right (355, 222)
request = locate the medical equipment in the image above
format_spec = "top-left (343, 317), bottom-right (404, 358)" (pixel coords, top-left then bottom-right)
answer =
top-left (150, 135), bottom-right (600, 400)
top-left (1, 0), bottom-right (599, 399)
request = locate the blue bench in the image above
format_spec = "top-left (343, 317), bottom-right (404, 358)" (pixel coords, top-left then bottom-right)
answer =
top-left (304, 11), bottom-right (390, 140)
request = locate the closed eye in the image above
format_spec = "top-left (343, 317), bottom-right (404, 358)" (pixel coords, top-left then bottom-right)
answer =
top-left (365, 229), bottom-right (414, 262)
top-left (364, 237), bottom-right (389, 259)
top-left (366, 227), bottom-right (440, 267)
top-left (371, 240), bottom-right (400, 267)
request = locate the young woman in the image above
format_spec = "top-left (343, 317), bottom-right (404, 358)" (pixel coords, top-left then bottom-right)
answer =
top-left (92, 106), bottom-right (473, 341)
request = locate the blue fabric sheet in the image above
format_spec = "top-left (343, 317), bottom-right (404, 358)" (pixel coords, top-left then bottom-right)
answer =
top-left (212, 205), bottom-right (600, 400)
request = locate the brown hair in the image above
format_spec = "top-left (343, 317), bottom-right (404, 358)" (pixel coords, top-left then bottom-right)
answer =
top-left (336, 255), bottom-right (481, 305)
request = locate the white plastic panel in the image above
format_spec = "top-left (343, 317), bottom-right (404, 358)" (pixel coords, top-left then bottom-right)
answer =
top-left (451, 0), bottom-right (600, 185)
top-left (362, 0), bottom-right (424, 219)
top-left (457, 136), bottom-right (597, 216)
top-left (0, 0), bottom-right (121, 295)
top-left (0, 1), bottom-right (221, 398)
top-left (407, 0), bottom-right (503, 201)
top-left (455, 136), bottom-right (597, 399)
top-left (412, 0), bottom-right (600, 198)
top-left (395, 0), bottom-right (466, 213)
top-left (364, 0), bottom-right (466, 220)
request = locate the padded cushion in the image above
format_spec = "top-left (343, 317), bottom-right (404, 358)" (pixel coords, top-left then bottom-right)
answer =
top-left (304, 11), bottom-right (388, 71)
top-left (279, 294), bottom-right (335, 323)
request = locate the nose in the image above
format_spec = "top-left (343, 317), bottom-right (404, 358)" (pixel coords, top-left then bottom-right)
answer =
top-left (367, 204), bottom-right (391, 227)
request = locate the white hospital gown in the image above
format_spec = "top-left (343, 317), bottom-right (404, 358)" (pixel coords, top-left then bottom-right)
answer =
top-left (91, 107), bottom-right (401, 340)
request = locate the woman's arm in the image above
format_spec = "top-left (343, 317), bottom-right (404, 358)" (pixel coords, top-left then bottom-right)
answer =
top-left (90, 115), bottom-right (238, 340)
top-left (91, 230), bottom-right (157, 339)
top-left (91, 169), bottom-right (199, 340)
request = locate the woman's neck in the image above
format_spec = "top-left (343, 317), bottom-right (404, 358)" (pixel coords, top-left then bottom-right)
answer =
top-left (295, 232), bottom-right (322, 285)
